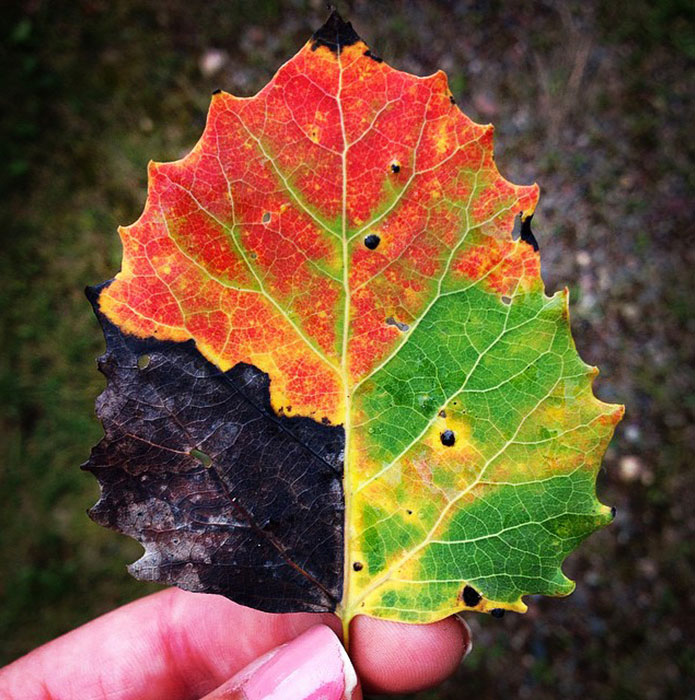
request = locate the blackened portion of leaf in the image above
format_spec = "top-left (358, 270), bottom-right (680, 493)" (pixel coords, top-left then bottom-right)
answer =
top-left (84, 283), bottom-right (344, 613)
top-left (311, 9), bottom-right (361, 54)
top-left (520, 214), bottom-right (539, 252)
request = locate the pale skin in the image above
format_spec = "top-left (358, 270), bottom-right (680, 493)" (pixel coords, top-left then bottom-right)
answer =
top-left (0, 588), bottom-right (471, 699)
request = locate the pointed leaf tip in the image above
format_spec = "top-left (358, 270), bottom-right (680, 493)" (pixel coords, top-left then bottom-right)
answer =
top-left (311, 9), bottom-right (361, 53)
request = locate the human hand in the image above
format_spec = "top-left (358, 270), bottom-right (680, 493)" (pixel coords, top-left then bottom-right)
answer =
top-left (0, 588), bottom-right (471, 699)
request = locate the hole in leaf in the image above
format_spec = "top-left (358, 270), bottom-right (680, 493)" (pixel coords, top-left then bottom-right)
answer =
top-left (440, 429), bottom-right (455, 447)
top-left (364, 234), bottom-right (380, 250)
top-left (385, 316), bottom-right (410, 332)
top-left (390, 160), bottom-right (401, 173)
top-left (262, 212), bottom-right (271, 224)
top-left (189, 448), bottom-right (212, 468)
top-left (461, 585), bottom-right (482, 607)
top-left (501, 296), bottom-right (511, 305)
top-left (137, 354), bottom-right (151, 370)
top-left (353, 561), bottom-right (363, 571)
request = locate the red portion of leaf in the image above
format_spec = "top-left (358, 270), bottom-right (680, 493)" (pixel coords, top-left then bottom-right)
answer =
top-left (99, 20), bottom-right (537, 423)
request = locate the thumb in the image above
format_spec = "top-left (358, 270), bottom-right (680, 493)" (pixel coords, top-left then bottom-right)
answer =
top-left (200, 624), bottom-right (361, 700)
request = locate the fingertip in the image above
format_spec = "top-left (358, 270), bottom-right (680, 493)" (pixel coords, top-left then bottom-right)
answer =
top-left (349, 614), bottom-right (470, 694)
top-left (202, 625), bottom-right (361, 700)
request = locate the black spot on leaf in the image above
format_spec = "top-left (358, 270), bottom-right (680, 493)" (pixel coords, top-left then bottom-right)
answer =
top-left (462, 585), bottom-right (482, 607)
top-left (364, 234), bottom-right (380, 250)
top-left (390, 161), bottom-right (401, 173)
top-left (440, 429), bottom-right (456, 447)
top-left (353, 561), bottom-right (363, 571)
top-left (364, 49), bottom-right (383, 63)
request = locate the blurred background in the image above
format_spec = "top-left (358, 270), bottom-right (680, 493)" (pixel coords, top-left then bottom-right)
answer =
top-left (1, 0), bottom-right (694, 697)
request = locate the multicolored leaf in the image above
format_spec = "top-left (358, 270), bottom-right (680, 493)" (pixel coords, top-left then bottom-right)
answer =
top-left (85, 11), bottom-right (623, 627)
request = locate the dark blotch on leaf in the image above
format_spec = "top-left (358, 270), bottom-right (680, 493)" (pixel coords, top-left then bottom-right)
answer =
top-left (364, 234), bottom-right (380, 250)
top-left (311, 9), bottom-right (360, 54)
top-left (353, 561), bottom-right (363, 571)
top-left (462, 585), bottom-right (482, 607)
top-left (440, 429), bottom-right (456, 447)
top-left (490, 608), bottom-right (505, 618)
top-left (84, 283), bottom-right (345, 614)
top-left (520, 214), bottom-right (539, 252)
top-left (385, 316), bottom-right (409, 332)
top-left (406, 509), bottom-right (413, 515)
top-left (364, 49), bottom-right (383, 63)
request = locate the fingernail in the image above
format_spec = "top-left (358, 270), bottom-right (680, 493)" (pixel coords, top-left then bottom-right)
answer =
top-left (454, 614), bottom-right (474, 659)
top-left (203, 624), bottom-right (358, 700)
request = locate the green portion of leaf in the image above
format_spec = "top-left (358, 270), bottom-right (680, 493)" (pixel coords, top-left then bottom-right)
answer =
top-left (372, 471), bottom-right (612, 621)
top-left (348, 276), bottom-right (620, 621)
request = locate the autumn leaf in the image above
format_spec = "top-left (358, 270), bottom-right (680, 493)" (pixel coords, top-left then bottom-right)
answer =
top-left (84, 11), bottom-right (623, 627)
